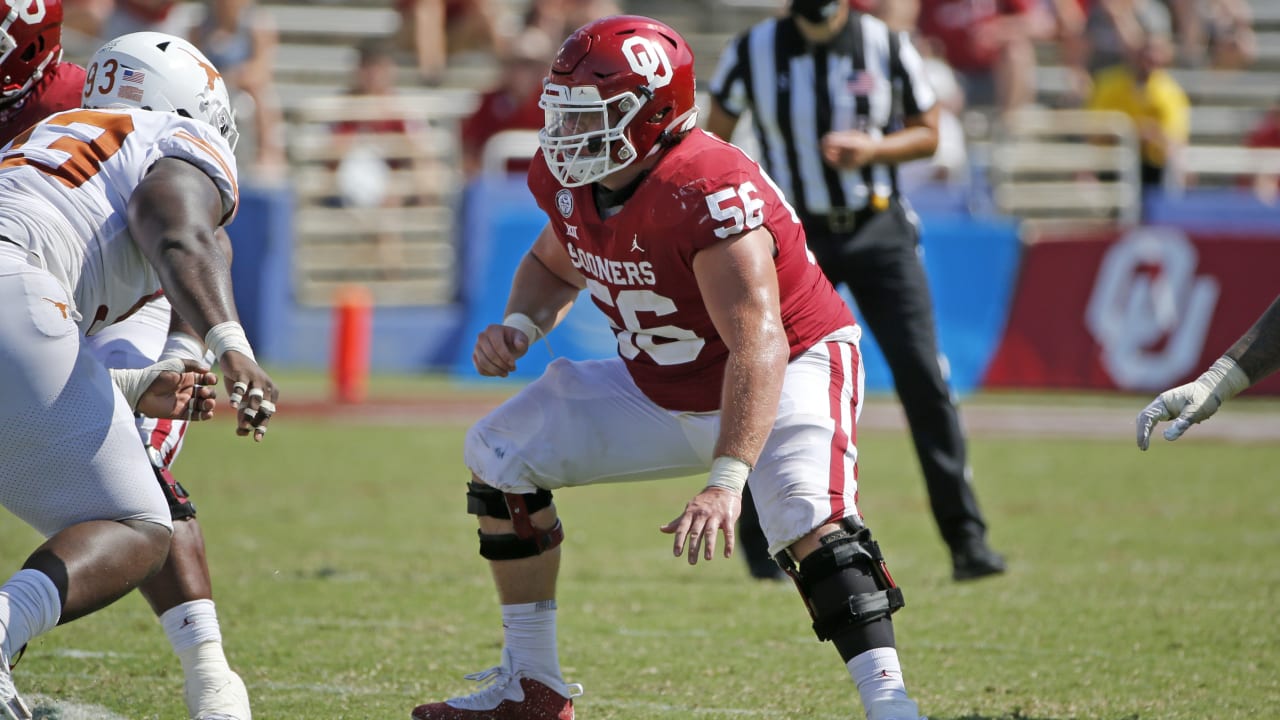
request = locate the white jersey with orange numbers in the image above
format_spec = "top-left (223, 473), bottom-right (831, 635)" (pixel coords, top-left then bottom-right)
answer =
top-left (0, 107), bottom-right (238, 336)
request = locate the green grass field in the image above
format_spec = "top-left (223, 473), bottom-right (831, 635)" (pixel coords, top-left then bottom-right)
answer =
top-left (2, 388), bottom-right (1278, 719)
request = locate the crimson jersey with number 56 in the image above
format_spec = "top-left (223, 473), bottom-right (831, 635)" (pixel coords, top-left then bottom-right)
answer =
top-left (528, 128), bottom-right (856, 412)
top-left (0, 107), bottom-right (238, 335)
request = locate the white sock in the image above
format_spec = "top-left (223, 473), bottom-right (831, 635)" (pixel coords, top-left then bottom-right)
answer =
top-left (847, 647), bottom-right (911, 710)
top-left (0, 569), bottom-right (61, 663)
top-left (160, 600), bottom-right (230, 675)
top-left (501, 600), bottom-right (560, 681)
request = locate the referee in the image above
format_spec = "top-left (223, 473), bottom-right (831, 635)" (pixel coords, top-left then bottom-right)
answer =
top-left (707, 0), bottom-right (1006, 582)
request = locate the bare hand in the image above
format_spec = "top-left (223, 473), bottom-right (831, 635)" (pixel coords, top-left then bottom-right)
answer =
top-left (135, 359), bottom-right (218, 421)
top-left (219, 350), bottom-right (279, 442)
top-left (473, 324), bottom-right (532, 377)
top-left (659, 487), bottom-right (742, 565)
top-left (821, 130), bottom-right (879, 170)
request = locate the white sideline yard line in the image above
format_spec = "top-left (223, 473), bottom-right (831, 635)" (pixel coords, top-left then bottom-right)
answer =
top-left (26, 694), bottom-right (131, 720)
top-left (588, 698), bottom-right (776, 716)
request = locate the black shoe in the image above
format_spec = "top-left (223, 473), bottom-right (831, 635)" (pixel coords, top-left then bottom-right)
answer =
top-left (951, 543), bottom-right (1006, 581)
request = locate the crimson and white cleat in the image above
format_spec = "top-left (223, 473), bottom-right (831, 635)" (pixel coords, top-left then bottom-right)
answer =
top-left (411, 650), bottom-right (582, 720)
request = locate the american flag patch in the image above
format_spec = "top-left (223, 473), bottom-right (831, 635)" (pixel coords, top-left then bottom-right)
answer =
top-left (118, 85), bottom-right (144, 102)
top-left (122, 68), bottom-right (146, 84)
top-left (847, 71), bottom-right (875, 95)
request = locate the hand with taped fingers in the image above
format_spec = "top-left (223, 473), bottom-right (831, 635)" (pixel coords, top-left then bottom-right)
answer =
top-left (218, 349), bottom-right (279, 442)
top-left (127, 358), bottom-right (219, 421)
top-left (659, 487), bottom-right (742, 565)
top-left (472, 323), bottom-right (534, 378)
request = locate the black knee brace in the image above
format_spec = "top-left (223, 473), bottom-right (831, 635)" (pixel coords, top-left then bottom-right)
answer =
top-left (775, 519), bottom-right (905, 642)
top-left (466, 481), bottom-right (564, 561)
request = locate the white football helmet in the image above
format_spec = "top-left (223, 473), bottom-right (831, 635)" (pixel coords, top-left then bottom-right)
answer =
top-left (82, 31), bottom-right (239, 150)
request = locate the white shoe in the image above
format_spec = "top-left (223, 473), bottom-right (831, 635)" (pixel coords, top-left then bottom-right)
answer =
top-left (866, 698), bottom-right (924, 720)
top-left (411, 649), bottom-right (583, 720)
top-left (0, 652), bottom-right (31, 720)
top-left (186, 668), bottom-right (251, 720)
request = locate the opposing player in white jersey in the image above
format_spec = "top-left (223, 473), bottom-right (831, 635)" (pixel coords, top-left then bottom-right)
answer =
top-left (1, 6), bottom-right (254, 715)
top-left (0, 31), bottom-right (277, 718)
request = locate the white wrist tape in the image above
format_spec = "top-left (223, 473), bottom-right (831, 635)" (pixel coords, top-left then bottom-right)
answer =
top-left (1203, 356), bottom-right (1251, 400)
top-left (205, 322), bottom-right (256, 362)
top-left (159, 332), bottom-right (207, 364)
top-left (502, 313), bottom-right (544, 343)
top-left (109, 358), bottom-right (187, 411)
top-left (705, 455), bottom-right (752, 494)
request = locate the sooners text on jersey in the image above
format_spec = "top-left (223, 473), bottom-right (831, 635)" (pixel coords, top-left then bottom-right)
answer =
top-left (529, 128), bottom-right (856, 412)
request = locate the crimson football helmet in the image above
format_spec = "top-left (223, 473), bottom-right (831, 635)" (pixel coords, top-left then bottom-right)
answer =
top-left (0, 0), bottom-right (62, 104)
top-left (539, 15), bottom-right (698, 187)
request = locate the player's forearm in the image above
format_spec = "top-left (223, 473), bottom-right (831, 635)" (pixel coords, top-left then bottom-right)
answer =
top-left (154, 227), bottom-right (241, 333)
top-left (504, 251), bottom-right (581, 336)
top-left (714, 332), bottom-right (788, 465)
top-left (1225, 294), bottom-right (1280, 385)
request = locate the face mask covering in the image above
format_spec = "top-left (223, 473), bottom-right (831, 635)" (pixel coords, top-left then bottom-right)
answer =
top-left (789, 0), bottom-right (841, 22)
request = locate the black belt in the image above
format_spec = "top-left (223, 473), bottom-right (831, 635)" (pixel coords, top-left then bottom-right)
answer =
top-left (801, 198), bottom-right (890, 234)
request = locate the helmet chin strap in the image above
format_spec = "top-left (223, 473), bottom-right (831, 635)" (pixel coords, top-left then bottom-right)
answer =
top-left (648, 106), bottom-right (699, 157)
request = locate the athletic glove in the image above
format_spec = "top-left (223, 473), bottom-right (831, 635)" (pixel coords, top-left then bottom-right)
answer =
top-left (1136, 357), bottom-right (1251, 450)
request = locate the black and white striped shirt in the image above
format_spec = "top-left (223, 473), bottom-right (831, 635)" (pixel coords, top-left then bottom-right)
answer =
top-left (709, 13), bottom-right (936, 216)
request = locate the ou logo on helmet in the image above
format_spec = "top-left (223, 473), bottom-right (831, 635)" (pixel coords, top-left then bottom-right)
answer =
top-left (1084, 226), bottom-right (1218, 391)
top-left (5, 0), bottom-right (46, 22)
top-left (622, 36), bottom-right (672, 90)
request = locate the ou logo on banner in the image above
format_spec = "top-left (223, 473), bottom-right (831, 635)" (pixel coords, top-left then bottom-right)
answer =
top-left (6, 0), bottom-right (46, 22)
top-left (622, 36), bottom-right (673, 89)
top-left (1085, 227), bottom-right (1219, 391)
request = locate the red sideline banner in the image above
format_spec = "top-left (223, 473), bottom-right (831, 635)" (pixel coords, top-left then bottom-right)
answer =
top-left (985, 226), bottom-right (1280, 395)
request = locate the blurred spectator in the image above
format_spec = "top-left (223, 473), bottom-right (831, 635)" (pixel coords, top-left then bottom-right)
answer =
top-left (190, 0), bottom-right (286, 179)
top-left (396, 0), bottom-right (503, 86)
top-left (524, 0), bottom-right (621, 43)
top-left (331, 38), bottom-right (434, 208)
top-left (330, 38), bottom-right (440, 277)
top-left (460, 28), bottom-right (554, 179)
top-left (61, 0), bottom-right (113, 60)
top-left (1245, 103), bottom-right (1280, 204)
top-left (1083, 0), bottom-right (1172, 72)
top-left (1087, 27), bottom-right (1189, 187)
top-left (916, 0), bottom-right (1055, 115)
top-left (101, 0), bottom-right (185, 39)
top-left (1168, 0), bottom-right (1255, 69)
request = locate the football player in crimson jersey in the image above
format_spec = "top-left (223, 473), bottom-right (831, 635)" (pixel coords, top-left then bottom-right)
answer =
top-left (0, 29), bottom-right (272, 717)
top-left (412, 15), bottom-right (925, 720)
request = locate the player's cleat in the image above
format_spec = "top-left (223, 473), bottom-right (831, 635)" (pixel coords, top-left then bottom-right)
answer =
top-left (186, 668), bottom-right (251, 720)
top-left (950, 541), bottom-right (1006, 582)
top-left (866, 698), bottom-right (925, 720)
top-left (411, 650), bottom-right (582, 720)
top-left (0, 651), bottom-right (31, 720)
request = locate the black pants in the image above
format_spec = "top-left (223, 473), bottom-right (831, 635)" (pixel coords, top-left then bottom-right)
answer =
top-left (803, 199), bottom-right (988, 550)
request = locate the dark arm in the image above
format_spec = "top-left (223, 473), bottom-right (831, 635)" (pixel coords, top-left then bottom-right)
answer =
top-left (1226, 294), bottom-right (1280, 385)
top-left (128, 158), bottom-right (239, 339)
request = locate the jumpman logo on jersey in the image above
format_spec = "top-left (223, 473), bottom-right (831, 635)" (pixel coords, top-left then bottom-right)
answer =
top-left (630, 235), bottom-right (645, 253)
top-left (41, 297), bottom-right (69, 319)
